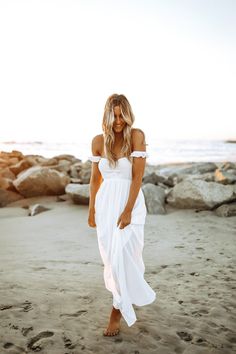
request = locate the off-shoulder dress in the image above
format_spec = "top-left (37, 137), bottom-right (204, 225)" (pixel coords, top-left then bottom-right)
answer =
top-left (88, 151), bottom-right (156, 327)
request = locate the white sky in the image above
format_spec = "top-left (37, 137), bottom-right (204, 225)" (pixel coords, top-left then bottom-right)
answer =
top-left (0, 0), bottom-right (235, 143)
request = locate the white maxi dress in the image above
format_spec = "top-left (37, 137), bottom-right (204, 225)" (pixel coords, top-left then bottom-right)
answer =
top-left (88, 151), bottom-right (156, 327)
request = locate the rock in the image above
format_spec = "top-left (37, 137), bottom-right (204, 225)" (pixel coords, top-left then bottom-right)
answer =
top-left (166, 180), bottom-right (236, 209)
top-left (215, 202), bottom-right (236, 217)
top-left (184, 172), bottom-right (215, 183)
top-left (70, 162), bottom-right (82, 179)
top-left (143, 172), bottom-right (165, 184)
top-left (214, 168), bottom-right (236, 184)
top-left (143, 172), bottom-right (174, 187)
top-left (52, 154), bottom-right (81, 164)
top-left (13, 166), bottom-right (70, 197)
top-left (70, 178), bottom-right (82, 183)
top-left (65, 183), bottom-right (90, 205)
top-left (0, 150), bottom-right (24, 159)
top-left (0, 177), bottom-right (12, 190)
top-left (0, 159), bottom-right (8, 169)
top-left (38, 158), bottom-right (58, 166)
top-left (52, 160), bottom-right (71, 173)
top-left (0, 167), bottom-right (16, 180)
top-left (143, 164), bottom-right (159, 178)
top-left (28, 204), bottom-right (51, 216)
top-left (160, 162), bottom-right (217, 177)
top-left (142, 183), bottom-right (166, 214)
top-left (0, 188), bottom-right (23, 207)
top-left (56, 194), bottom-right (70, 202)
top-left (80, 162), bottom-right (93, 184)
top-left (219, 162), bottom-right (236, 171)
top-left (9, 159), bottom-right (33, 176)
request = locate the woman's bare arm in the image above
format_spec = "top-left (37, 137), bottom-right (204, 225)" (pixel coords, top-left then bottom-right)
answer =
top-left (123, 129), bottom-right (146, 212)
top-left (88, 135), bottom-right (103, 212)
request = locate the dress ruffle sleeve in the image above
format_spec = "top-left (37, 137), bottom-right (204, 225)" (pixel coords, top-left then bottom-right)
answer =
top-left (130, 151), bottom-right (149, 158)
top-left (88, 155), bottom-right (101, 162)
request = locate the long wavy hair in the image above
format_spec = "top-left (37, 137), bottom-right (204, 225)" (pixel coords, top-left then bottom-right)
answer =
top-left (102, 94), bottom-right (135, 168)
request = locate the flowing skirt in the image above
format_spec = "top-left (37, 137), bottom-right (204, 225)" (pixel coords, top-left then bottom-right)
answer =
top-left (95, 178), bottom-right (156, 327)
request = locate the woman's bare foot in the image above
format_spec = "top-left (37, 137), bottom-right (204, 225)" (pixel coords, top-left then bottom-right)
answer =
top-left (103, 306), bottom-right (122, 336)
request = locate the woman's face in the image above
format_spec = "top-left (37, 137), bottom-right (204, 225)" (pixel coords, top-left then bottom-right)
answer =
top-left (113, 105), bottom-right (126, 133)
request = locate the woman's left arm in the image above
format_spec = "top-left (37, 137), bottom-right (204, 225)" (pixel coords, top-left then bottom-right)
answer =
top-left (117, 129), bottom-right (147, 229)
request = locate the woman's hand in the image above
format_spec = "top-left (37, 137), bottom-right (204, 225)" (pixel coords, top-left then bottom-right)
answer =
top-left (88, 207), bottom-right (96, 228)
top-left (117, 210), bottom-right (132, 229)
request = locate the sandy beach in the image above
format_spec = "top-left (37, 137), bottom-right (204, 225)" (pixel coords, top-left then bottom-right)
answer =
top-left (0, 195), bottom-right (235, 354)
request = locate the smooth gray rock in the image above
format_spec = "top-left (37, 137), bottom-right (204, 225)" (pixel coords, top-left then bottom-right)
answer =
top-left (160, 162), bottom-right (218, 177)
top-left (142, 183), bottom-right (166, 214)
top-left (143, 172), bottom-right (173, 187)
top-left (166, 180), bottom-right (236, 209)
top-left (215, 202), bottom-right (236, 217)
top-left (65, 183), bottom-right (90, 205)
top-left (28, 204), bottom-right (51, 216)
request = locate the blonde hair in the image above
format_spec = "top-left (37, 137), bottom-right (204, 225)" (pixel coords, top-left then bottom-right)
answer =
top-left (102, 94), bottom-right (135, 168)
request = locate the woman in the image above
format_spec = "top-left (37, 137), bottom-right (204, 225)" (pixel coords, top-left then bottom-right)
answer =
top-left (88, 94), bottom-right (156, 336)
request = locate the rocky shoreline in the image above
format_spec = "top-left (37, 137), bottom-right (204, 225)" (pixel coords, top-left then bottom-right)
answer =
top-left (0, 150), bottom-right (236, 217)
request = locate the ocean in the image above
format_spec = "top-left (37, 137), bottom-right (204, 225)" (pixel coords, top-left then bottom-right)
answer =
top-left (0, 139), bottom-right (235, 166)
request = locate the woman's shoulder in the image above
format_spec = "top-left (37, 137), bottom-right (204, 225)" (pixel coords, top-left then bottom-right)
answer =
top-left (92, 133), bottom-right (103, 143)
top-left (91, 134), bottom-right (104, 155)
top-left (131, 128), bottom-right (146, 148)
top-left (131, 127), bottom-right (145, 137)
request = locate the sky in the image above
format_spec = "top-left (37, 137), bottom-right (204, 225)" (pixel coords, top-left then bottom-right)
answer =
top-left (0, 0), bottom-right (235, 143)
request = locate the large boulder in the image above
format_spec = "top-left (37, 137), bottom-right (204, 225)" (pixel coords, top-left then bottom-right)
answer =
top-left (13, 166), bottom-right (70, 197)
top-left (0, 188), bottom-right (23, 207)
top-left (65, 183), bottom-right (89, 205)
top-left (166, 180), bottom-right (236, 209)
top-left (142, 183), bottom-right (166, 214)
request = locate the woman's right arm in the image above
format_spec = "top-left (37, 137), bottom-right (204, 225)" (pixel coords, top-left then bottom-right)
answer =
top-left (88, 136), bottom-right (103, 227)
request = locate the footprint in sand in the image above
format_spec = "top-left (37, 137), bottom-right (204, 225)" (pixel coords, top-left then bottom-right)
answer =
top-left (27, 330), bottom-right (54, 351)
top-left (3, 342), bottom-right (25, 352)
top-left (1, 300), bottom-right (32, 312)
top-left (60, 309), bottom-right (87, 317)
top-left (32, 267), bottom-right (48, 271)
top-left (193, 337), bottom-right (208, 346)
top-left (21, 326), bottom-right (34, 336)
top-left (176, 331), bottom-right (193, 342)
top-left (191, 309), bottom-right (209, 317)
top-left (62, 334), bottom-right (76, 349)
top-left (176, 272), bottom-right (185, 278)
top-left (0, 305), bottom-right (13, 310)
top-left (77, 295), bottom-right (93, 304)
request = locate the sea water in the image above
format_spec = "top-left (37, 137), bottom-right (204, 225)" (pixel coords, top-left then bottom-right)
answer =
top-left (0, 139), bottom-right (235, 165)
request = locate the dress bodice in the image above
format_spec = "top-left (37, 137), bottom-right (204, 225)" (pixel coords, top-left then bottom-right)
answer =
top-left (88, 151), bottom-right (149, 181)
